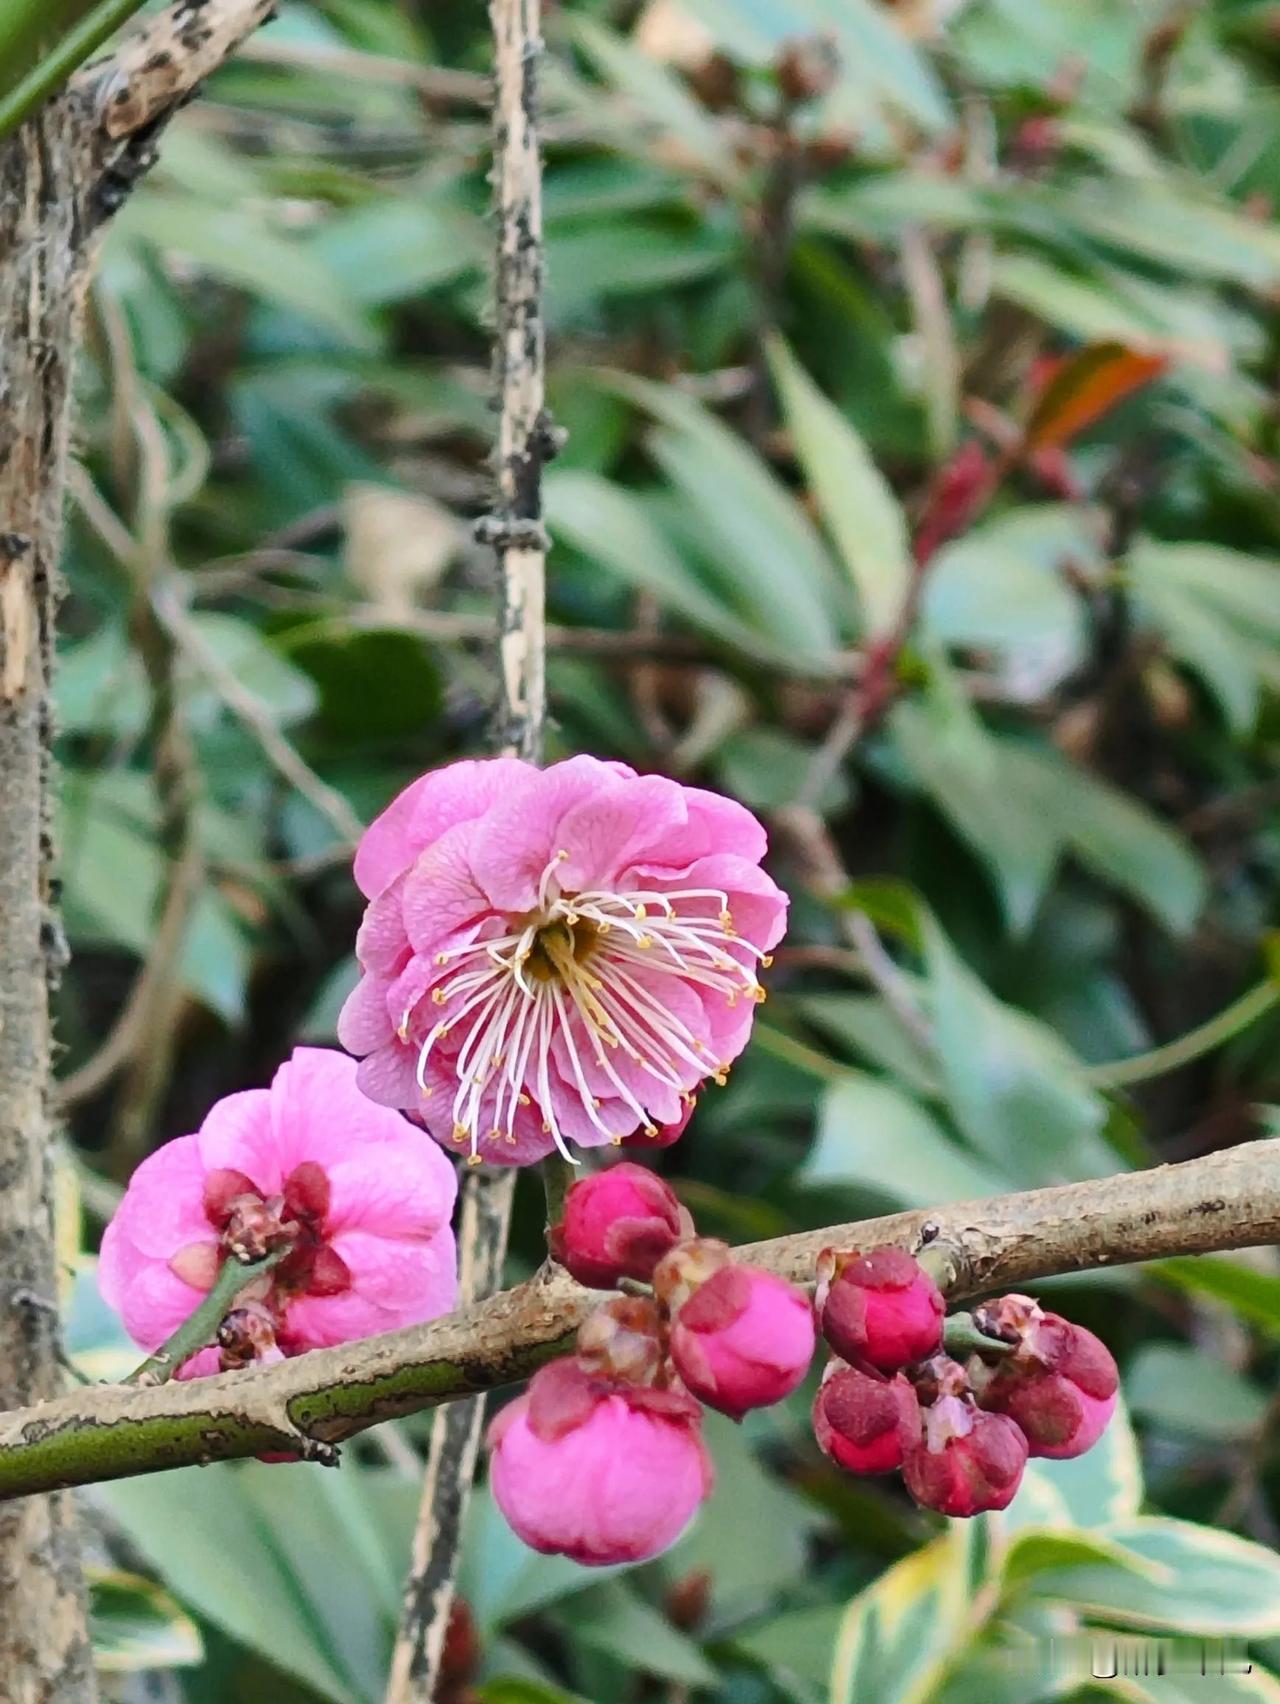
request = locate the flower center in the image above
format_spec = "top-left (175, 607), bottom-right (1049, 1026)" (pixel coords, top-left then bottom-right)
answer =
top-left (406, 849), bottom-right (770, 1164)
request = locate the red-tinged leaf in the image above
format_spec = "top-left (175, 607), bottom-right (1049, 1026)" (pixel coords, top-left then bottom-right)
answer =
top-left (913, 441), bottom-right (996, 565)
top-left (1023, 343), bottom-right (1167, 451)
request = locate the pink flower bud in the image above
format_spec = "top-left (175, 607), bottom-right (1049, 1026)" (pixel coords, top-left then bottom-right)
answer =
top-left (549, 1162), bottom-right (692, 1289)
top-left (487, 1360), bottom-right (713, 1565)
top-left (970, 1296), bottom-right (1117, 1459)
top-left (812, 1360), bottom-right (920, 1476)
top-left (903, 1355), bottom-right (1028, 1517)
top-left (669, 1263), bottom-right (815, 1419)
top-left (817, 1246), bottom-right (944, 1373)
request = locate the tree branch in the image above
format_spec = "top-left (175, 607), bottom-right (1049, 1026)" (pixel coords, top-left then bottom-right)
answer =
top-left (388, 2), bottom-right (551, 1696)
top-left (1, 1141), bottom-right (1278, 1503)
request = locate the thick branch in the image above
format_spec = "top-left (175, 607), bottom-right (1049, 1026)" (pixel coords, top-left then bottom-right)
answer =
top-left (0, 1141), bottom-right (1277, 1503)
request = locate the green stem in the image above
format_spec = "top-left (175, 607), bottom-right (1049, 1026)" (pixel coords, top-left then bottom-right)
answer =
top-left (124, 1247), bottom-right (287, 1386)
top-left (754, 1022), bottom-right (844, 1082)
top-left (942, 1311), bottom-right (1015, 1360)
top-left (1085, 978), bottom-right (1279, 1092)
top-left (540, 1154), bottom-right (576, 1237)
top-left (0, 0), bottom-right (149, 141)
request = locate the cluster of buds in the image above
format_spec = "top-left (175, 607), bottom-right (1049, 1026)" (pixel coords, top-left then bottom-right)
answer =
top-left (812, 1247), bottom-right (1118, 1518)
top-left (488, 1163), bottom-right (815, 1564)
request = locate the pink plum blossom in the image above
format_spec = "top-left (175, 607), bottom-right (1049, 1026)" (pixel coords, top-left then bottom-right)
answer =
top-left (488, 1359), bottom-right (713, 1564)
top-left (337, 756), bottom-right (787, 1165)
top-left (668, 1262), bottom-right (816, 1420)
top-left (99, 1047), bottom-right (458, 1375)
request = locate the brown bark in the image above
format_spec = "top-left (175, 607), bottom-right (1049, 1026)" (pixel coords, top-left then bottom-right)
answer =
top-left (0, 93), bottom-right (98, 1704)
top-left (0, 4), bottom-right (281, 1693)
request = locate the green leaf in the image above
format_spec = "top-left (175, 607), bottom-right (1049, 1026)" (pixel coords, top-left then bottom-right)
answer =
top-left (89, 1565), bottom-right (203, 1674)
top-left (663, 1413), bottom-right (824, 1609)
top-left (891, 684), bottom-right (1062, 932)
top-left (94, 1465), bottom-right (365, 1703)
top-left (995, 744), bottom-right (1206, 936)
top-left (1126, 1344), bottom-right (1268, 1441)
top-left (731, 1603), bottom-right (845, 1701)
top-left (802, 1071), bottom-right (1007, 1205)
top-left (568, 17), bottom-right (737, 185)
top-left (831, 1524), bottom-right (991, 1704)
top-left (799, 993), bottom-right (940, 1095)
top-left (113, 194), bottom-right (377, 347)
top-left (1030, 1517), bottom-right (1280, 1637)
top-left (1014, 1396), bottom-right (1143, 1534)
top-left (546, 469), bottom-right (799, 666)
top-left (1153, 1256), bottom-right (1280, 1337)
top-left (767, 335), bottom-right (912, 635)
top-left (308, 196), bottom-right (482, 307)
top-left (552, 1580), bottom-right (718, 1687)
top-left (189, 614), bottom-right (320, 729)
top-left (460, 1489), bottom-right (627, 1634)
top-left (608, 374), bottom-right (848, 662)
top-left (922, 913), bottom-right (1111, 1185)
top-left (999, 1528), bottom-right (1160, 1593)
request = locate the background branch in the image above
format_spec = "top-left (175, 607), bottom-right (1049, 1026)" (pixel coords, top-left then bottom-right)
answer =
top-left (387, 2), bottom-right (551, 1697)
top-left (0, 1141), bottom-right (1278, 1503)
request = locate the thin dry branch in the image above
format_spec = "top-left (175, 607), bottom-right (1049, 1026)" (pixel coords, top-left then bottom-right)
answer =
top-left (0, 1141), bottom-right (1277, 1503)
top-left (387, 3), bottom-right (552, 1696)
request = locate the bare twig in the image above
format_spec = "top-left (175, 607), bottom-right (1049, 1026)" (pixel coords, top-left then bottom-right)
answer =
top-left (387, 3), bottom-right (551, 1696)
top-left (2, 1142), bottom-right (1280, 1500)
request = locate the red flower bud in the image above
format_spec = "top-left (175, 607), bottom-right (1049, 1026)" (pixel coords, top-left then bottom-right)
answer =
top-left (812, 1360), bottom-right (921, 1476)
top-left (970, 1295), bottom-right (1117, 1459)
top-left (549, 1162), bottom-right (692, 1290)
top-left (670, 1263), bottom-right (816, 1420)
top-left (817, 1246), bottom-right (944, 1373)
top-left (903, 1356), bottom-right (1028, 1518)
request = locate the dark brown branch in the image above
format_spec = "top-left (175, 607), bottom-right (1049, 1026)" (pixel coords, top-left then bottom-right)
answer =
top-left (0, 1142), bottom-right (1278, 1504)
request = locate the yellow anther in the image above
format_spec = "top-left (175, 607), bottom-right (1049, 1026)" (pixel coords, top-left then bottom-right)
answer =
top-left (431, 988), bottom-right (447, 1005)
top-left (452, 1123), bottom-right (468, 1143)
top-left (466, 1154), bottom-right (482, 1167)
top-left (643, 1123), bottom-right (658, 1137)
top-left (719, 908), bottom-right (736, 934)
top-left (635, 904), bottom-right (647, 920)
top-left (518, 1093), bottom-right (531, 1107)
top-left (610, 1135), bottom-right (623, 1146)
top-left (761, 953), bottom-right (774, 968)
top-left (636, 935), bottom-right (653, 949)
top-left (434, 952), bottom-right (450, 965)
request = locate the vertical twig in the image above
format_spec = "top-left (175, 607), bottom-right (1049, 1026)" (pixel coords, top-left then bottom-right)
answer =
top-left (385, 1), bottom-right (550, 1697)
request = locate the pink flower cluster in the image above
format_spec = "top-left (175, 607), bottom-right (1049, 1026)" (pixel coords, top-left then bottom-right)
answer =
top-left (100, 1048), bottom-right (459, 1377)
top-left (488, 1163), bottom-right (814, 1564)
top-left (338, 757), bottom-right (787, 1166)
top-left (812, 1248), bottom-right (1118, 1517)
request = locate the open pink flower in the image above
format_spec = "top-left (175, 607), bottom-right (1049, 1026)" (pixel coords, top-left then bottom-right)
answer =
top-left (338, 756), bottom-right (787, 1165)
top-left (99, 1047), bottom-right (458, 1374)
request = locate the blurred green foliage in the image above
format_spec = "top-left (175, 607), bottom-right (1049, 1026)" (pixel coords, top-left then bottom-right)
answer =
top-left (49, 0), bottom-right (1280, 1698)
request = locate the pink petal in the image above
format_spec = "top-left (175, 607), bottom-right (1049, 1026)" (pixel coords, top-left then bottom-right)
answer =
top-left (400, 822), bottom-right (494, 955)
top-left (468, 757), bottom-right (634, 912)
top-left (97, 1134), bottom-right (212, 1262)
top-left (281, 1224), bottom-right (458, 1348)
top-left (354, 757), bottom-right (532, 899)
top-left (195, 1088), bottom-right (278, 1193)
top-left (324, 1139), bottom-right (458, 1239)
top-left (337, 972), bottom-right (397, 1054)
top-left (354, 872), bottom-right (413, 974)
top-left (115, 1259), bottom-right (211, 1352)
top-left (356, 1041), bottom-right (421, 1110)
top-left (269, 1047), bottom-right (424, 1176)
